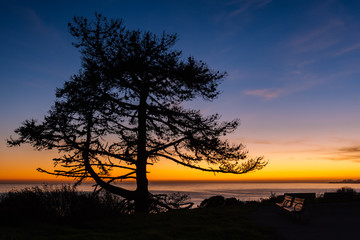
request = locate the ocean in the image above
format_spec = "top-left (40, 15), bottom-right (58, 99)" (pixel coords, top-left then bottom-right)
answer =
top-left (1, 181), bottom-right (359, 206)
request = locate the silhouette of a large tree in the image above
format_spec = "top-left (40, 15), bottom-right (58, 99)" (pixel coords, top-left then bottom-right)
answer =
top-left (8, 14), bottom-right (266, 212)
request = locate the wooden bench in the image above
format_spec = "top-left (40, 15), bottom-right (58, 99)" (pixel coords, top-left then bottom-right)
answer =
top-left (283, 197), bottom-right (305, 215)
top-left (283, 193), bottom-right (315, 201)
top-left (275, 195), bottom-right (293, 208)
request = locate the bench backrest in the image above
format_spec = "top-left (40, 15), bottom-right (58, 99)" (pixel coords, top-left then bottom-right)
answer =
top-left (292, 197), bottom-right (305, 212)
top-left (284, 193), bottom-right (316, 201)
top-left (283, 195), bottom-right (293, 207)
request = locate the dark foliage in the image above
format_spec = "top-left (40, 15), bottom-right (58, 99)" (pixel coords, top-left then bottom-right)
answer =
top-left (336, 187), bottom-right (357, 195)
top-left (0, 185), bottom-right (131, 223)
top-left (322, 187), bottom-right (359, 202)
top-left (225, 197), bottom-right (243, 206)
top-left (150, 192), bottom-right (194, 213)
top-left (260, 192), bottom-right (283, 205)
top-left (199, 195), bottom-right (243, 208)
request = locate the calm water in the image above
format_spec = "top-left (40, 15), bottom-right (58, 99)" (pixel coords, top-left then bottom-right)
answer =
top-left (1, 181), bottom-right (359, 206)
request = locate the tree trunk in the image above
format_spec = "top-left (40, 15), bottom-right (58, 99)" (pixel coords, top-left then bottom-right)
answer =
top-left (135, 90), bottom-right (150, 213)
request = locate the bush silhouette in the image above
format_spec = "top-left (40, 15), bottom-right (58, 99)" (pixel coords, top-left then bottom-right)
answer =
top-left (0, 185), bottom-right (131, 223)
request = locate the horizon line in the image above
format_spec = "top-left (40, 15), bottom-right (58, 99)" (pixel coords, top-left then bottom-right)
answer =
top-left (0, 179), bottom-right (345, 184)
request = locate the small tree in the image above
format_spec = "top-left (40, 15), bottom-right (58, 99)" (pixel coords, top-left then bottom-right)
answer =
top-left (8, 14), bottom-right (267, 213)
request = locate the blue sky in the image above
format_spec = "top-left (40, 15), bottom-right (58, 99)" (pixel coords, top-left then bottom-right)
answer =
top-left (1, 0), bottom-right (360, 181)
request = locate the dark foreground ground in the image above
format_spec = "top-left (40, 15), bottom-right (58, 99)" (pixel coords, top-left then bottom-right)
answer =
top-left (0, 205), bottom-right (273, 240)
top-left (251, 201), bottom-right (360, 240)
top-left (1, 201), bottom-right (360, 240)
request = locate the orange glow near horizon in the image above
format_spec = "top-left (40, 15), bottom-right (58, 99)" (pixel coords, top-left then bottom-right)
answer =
top-left (2, 143), bottom-right (360, 183)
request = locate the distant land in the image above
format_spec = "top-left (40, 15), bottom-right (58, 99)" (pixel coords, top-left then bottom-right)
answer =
top-left (329, 179), bottom-right (360, 183)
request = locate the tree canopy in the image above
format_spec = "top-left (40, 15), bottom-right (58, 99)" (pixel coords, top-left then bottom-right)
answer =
top-left (8, 14), bottom-right (267, 212)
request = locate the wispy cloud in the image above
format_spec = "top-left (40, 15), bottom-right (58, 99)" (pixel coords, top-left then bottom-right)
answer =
top-left (291, 20), bottom-right (343, 46)
top-left (241, 60), bottom-right (359, 101)
top-left (227, 0), bottom-right (272, 17)
top-left (249, 141), bottom-right (360, 162)
top-left (242, 72), bottom-right (322, 100)
top-left (296, 38), bottom-right (340, 53)
top-left (243, 88), bottom-right (282, 100)
top-left (291, 59), bottom-right (317, 68)
top-left (227, 69), bottom-right (248, 81)
top-left (328, 146), bottom-right (360, 162)
top-left (23, 8), bottom-right (62, 40)
top-left (241, 138), bottom-right (272, 145)
top-left (213, 0), bottom-right (273, 39)
top-left (290, 20), bottom-right (343, 53)
top-left (241, 138), bottom-right (308, 146)
top-left (334, 42), bottom-right (360, 56)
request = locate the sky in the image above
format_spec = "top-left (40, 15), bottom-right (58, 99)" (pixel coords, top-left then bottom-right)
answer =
top-left (1, 0), bottom-right (360, 182)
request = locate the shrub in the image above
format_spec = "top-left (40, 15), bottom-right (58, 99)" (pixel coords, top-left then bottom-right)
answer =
top-left (199, 195), bottom-right (225, 208)
top-left (260, 192), bottom-right (283, 204)
top-left (199, 196), bottom-right (243, 208)
top-left (336, 187), bottom-right (356, 194)
top-left (0, 184), bottom-right (131, 223)
top-left (150, 192), bottom-right (193, 213)
top-left (224, 197), bottom-right (243, 206)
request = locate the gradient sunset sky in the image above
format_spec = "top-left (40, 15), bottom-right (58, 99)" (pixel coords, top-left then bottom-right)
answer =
top-left (1, 0), bottom-right (360, 182)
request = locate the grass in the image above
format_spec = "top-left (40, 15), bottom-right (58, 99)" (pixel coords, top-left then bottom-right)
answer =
top-left (3, 185), bottom-right (359, 239)
top-left (0, 206), bottom-right (274, 240)
top-left (0, 185), bottom-right (275, 240)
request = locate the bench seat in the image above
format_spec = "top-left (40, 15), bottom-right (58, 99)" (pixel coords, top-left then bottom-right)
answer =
top-left (275, 195), bottom-right (293, 208)
top-left (283, 197), bottom-right (304, 213)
